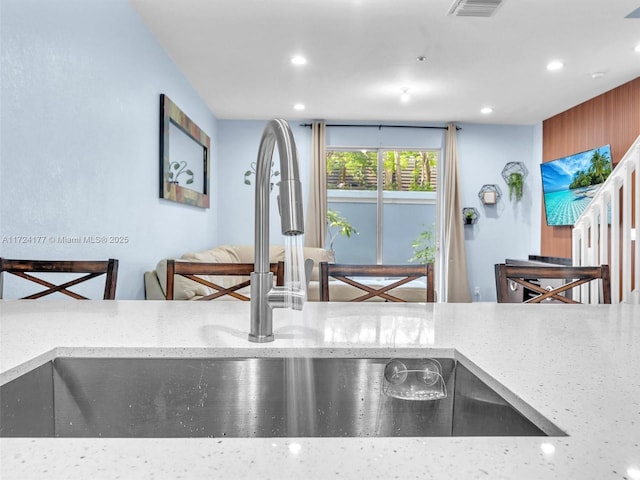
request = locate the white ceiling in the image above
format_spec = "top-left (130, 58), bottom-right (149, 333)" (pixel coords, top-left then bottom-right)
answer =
top-left (129, 0), bottom-right (640, 125)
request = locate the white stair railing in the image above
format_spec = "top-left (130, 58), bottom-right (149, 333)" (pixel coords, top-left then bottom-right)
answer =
top-left (572, 136), bottom-right (640, 304)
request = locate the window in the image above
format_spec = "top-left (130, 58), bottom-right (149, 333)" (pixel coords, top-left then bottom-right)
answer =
top-left (326, 148), bottom-right (439, 264)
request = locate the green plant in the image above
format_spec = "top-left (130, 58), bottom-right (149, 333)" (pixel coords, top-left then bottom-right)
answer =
top-left (507, 172), bottom-right (524, 201)
top-left (409, 224), bottom-right (436, 264)
top-left (326, 150), bottom-right (377, 190)
top-left (326, 209), bottom-right (358, 251)
top-left (464, 209), bottom-right (474, 224)
top-left (168, 161), bottom-right (194, 185)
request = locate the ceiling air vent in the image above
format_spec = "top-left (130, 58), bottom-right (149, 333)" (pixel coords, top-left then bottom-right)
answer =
top-left (448, 0), bottom-right (505, 17)
top-left (625, 6), bottom-right (640, 18)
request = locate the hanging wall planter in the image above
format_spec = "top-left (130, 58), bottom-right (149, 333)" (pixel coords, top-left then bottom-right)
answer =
top-left (478, 184), bottom-right (502, 205)
top-left (462, 207), bottom-right (479, 225)
top-left (501, 162), bottom-right (528, 202)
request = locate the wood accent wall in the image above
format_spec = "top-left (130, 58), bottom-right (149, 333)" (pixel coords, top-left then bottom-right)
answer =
top-left (541, 76), bottom-right (640, 258)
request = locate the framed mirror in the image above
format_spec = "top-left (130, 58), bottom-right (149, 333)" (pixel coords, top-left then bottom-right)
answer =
top-left (159, 94), bottom-right (210, 208)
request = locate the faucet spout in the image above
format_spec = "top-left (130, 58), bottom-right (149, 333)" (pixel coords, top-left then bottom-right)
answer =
top-left (249, 119), bottom-right (305, 343)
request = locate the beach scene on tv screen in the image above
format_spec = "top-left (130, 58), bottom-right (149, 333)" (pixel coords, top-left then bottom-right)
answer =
top-left (541, 145), bottom-right (612, 226)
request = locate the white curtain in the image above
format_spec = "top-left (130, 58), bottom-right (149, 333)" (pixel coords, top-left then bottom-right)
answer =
top-left (304, 121), bottom-right (327, 248)
top-left (442, 123), bottom-right (471, 302)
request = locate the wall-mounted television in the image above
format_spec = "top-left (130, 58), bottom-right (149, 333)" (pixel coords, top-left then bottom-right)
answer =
top-left (540, 144), bottom-right (612, 226)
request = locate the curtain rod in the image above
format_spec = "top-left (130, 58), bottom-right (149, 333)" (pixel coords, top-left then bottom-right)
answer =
top-left (299, 123), bottom-right (460, 130)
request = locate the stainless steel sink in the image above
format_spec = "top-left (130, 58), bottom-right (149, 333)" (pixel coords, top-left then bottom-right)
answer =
top-left (0, 357), bottom-right (563, 438)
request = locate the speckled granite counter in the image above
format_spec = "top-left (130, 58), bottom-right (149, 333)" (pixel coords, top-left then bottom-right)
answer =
top-left (1, 300), bottom-right (639, 479)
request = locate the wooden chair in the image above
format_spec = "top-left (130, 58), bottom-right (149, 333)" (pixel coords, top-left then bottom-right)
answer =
top-left (0, 258), bottom-right (118, 300)
top-left (494, 264), bottom-right (611, 304)
top-left (165, 260), bottom-right (284, 301)
top-left (318, 262), bottom-right (435, 302)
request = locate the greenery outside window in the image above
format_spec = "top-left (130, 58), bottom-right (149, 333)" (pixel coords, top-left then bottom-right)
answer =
top-left (326, 148), bottom-right (439, 264)
top-left (327, 150), bottom-right (437, 193)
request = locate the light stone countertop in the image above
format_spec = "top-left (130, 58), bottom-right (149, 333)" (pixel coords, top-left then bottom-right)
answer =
top-left (1, 300), bottom-right (639, 479)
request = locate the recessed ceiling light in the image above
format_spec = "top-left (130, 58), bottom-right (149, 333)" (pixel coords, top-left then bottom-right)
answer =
top-left (293, 103), bottom-right (305, 111)
top-left (400, 88), bottom-right (410, 102)
top-left (591, 71), bottom-right (605, 79)
top-left (291, 55), bottom-right (307, 66)
top-left (634, 44), bottom-right (640, 53)
top-left (480, 107), bottom-right (493, 114)
top-left (416, 56), bottom-right (427, 63)
top-left (627, 467), bottom-right (640, 480)
top-left (625, 6), bottom-right (640, 18)
top-left (547, 60), bottom-right (564, 71)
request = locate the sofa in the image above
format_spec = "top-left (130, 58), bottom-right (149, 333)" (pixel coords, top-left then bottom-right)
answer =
top-left (144, 245), bottom-right (334, 301)
top-left (144, 244), bottom-right (429, 302)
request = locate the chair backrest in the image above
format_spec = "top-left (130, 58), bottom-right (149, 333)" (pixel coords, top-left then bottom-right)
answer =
top-left (318, 262), bottom-right (435, 302)
top-left (494, 263), bottom-right (611, 304)
top-left (165, 260), bottom-right (284, 301)
top-left (0, 258), bottom-right (119, 300)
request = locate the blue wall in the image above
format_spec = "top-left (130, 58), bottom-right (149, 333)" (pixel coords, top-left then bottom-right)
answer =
top-left (457, 123), bottom-right (542, 301)
top-left (216, 120), bottom-right (311, 246)
top-left (0, 0), bottom-right (219, 299)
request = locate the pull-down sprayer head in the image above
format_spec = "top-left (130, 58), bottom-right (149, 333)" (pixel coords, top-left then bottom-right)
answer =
top-left (254, 119), bottom-right (304, 271)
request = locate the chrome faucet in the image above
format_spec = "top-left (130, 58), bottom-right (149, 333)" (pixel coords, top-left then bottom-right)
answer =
top-left (249, 119), bottom-right (305, 343)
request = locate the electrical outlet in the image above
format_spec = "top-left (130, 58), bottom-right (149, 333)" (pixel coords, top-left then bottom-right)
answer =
top-left (473, 286), bottom-right (481, 302)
